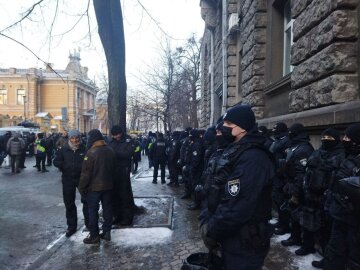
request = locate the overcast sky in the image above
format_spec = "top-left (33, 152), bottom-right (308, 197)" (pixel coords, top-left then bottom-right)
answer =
top-left (0, 0), bottom-right (204, 91)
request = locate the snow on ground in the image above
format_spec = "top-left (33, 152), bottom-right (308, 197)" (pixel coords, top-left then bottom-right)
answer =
top-left (271, 232), bottom-right (323, 270)
top-left (70, 227), bottom-right (173, 247)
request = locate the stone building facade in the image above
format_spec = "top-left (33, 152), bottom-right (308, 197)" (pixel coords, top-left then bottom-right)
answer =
top-left (199, 0), bottom-right (360, 140)
top-left (0, 52), bottom-right (97, 132)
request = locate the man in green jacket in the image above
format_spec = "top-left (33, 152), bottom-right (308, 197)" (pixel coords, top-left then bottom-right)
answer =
top-left (79, 129), bottom-right (116, 244)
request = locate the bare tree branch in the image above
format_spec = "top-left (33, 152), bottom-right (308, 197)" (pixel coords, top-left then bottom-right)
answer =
top-left (0, 33), bottom-right (65, 82)
top-left (0, 0), bottom-right (45, 33)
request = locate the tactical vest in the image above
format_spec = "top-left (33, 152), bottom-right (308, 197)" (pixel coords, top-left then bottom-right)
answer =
top-left (209, 142), bottom-right (274, 221)
top-left (333, 154), bottom-right (360, 211)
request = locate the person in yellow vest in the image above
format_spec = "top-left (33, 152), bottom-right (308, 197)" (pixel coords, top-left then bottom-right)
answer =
top-left (133, 137), bottom-right (141, 173)
top-left (35, 133), bottom-right (48, 172)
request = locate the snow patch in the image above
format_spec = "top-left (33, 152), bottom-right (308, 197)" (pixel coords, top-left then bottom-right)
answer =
top-left (271, 233), bottom-right (323, 269)
top-left (70, 227), bottom-right (173, 247)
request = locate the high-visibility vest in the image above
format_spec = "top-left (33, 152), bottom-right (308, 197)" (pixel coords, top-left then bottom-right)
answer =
top-left (35, 140), bottom-right (45, 153)
top-left (135, 146), bottom-right (141, 153)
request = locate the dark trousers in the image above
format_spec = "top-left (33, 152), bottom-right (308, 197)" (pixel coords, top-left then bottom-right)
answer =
top-left (272, 183), bottom-right (290, 230)
top-left (133, 160), bottom-right (138, 172)
top-left (62, 180), bottom-right (89, 230)
top-left (324, 219), bottom-right (360, 270)
top-left (46, 151), bottom-right (53, 165)
top-left (222, 242), bottom-right (270, 270)
top-left (112, 167), bottom-right (135, 225)
top-left (153, 161), bottom-right (166, 182)
top-left (35, 155), bottom-right (46, 171)
top-left (87, 190), bottom-right (112, 237)
top-left (290, 219), bottom-right (301, 241)
top-left (10, 155), bottom-right (21, 172)
top-left (168, 161), bottom-right (179, 184)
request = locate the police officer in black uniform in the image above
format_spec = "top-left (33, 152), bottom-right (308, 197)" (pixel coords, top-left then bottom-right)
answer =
top-left (297, 128), bottom-right (345, 257)
top-left (109, 125), bottom-right (136, 226)
top-left (281, 123), bottom-right (314, 248)
top-left (180, 129), bottom-right (193, 199)
top-left (190, 126), bottom-right (217, 211)
top-left (323, 123), bottom-right (360, 270)
top-left (187, 129), bottom-right (205, 210)
top-left (149, 133), bottom-right (167, 184)
top-left (270, 122), bottom-right (291, 235)
top-left (201, 105), bottom-right (275, 270)
top-left (199, 120), bottom-right (229, 221)
top-left (167, 131), bottom-right (181, 187)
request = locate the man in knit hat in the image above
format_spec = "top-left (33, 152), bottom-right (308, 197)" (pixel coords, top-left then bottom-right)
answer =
top-left (54, 129), bottom-right (88, 237)
top-left (79, 129), bottom-right (116, 244)
top-left (201, 104), bottom-right (275, 270)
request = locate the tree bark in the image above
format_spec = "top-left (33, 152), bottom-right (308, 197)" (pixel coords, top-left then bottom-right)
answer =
top-left (93, 0), bottom-right (127, 132)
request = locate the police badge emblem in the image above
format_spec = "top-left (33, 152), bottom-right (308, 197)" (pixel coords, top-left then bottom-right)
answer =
top-left (300, 158), bottom-right (307, 166)
top-left (228, 179), bottom-right (240, 196)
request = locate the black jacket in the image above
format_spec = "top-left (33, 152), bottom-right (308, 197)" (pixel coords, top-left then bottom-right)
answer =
top-left (149, 138), bottom-right (167, 163)
top-left (284, 134), bottom-right (314, 197)
top-left (108, 137), bottom-right (134, 167)
top-left (206, 132), bottom-right (275, 251)
top-left (53, 142), bottom-right (86, 183)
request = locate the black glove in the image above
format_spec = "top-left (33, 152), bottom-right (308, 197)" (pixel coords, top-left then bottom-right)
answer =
top-left (200, 224), bottom-right (218, 251)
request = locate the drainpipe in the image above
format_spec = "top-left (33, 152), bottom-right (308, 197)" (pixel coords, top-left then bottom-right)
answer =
top-left (221, 0), bottom-right (228, 114)
top-left (209, 29), bottom-right (215, 125)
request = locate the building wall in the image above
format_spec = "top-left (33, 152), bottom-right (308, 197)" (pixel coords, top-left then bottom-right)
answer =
top-left (0, 66), bottom-right (97, 132)
top-left (199, 0), bottom-right (360, 133)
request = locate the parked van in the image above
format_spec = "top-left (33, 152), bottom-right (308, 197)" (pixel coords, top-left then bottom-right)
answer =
top-left (0, 127), bottom-right (31, 137)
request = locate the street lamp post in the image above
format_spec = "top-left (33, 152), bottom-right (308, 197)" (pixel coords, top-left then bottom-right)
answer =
top-left (23, 95), bottom-right (26, 121)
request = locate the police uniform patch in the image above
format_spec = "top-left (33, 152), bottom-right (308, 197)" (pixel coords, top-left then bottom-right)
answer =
top-left (300, 158), bottom-right (307, 166)
top-left (227, 179), bottom-right (240, 196)
top-left (193, 151), bottom-right (197, 156)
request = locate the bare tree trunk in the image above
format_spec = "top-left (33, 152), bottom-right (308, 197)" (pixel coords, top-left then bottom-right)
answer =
top-left (93, 0), bottom-right (127, 132)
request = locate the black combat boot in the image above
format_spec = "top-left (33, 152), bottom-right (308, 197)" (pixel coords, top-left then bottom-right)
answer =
top-left (100, 231), bottom-right (111, 241)
top-left (281, 236), bottom-right (301, 247)
top-left (83, 234), bottom-right (100, 244)
top-left (311, 259), bottom-right (325, 269)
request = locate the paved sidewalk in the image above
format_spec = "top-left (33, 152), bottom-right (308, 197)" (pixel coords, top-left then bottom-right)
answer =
top-left (5, 156), bottom-right (321, 269)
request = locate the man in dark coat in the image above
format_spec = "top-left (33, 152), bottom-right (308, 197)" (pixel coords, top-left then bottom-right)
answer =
top-left (201, 105), bottom-right (275, 270)
top-left (297, 128), bottom-right (345, 258)
top-left (79, 129), bottom-right (116, 244)
top-left (167, 131), bottom-right (181, 187)
top-left (149, 133), bottom-right (167, 184)
top-left (6, 132), bottom-right (25, 173)
top-left (323, 123), bottom-right (360, 270)
top-left (108, 125), bottom-right (136, 226)
top-left (53, 129), bottom-right (88, 237)
top-left (281, 123), bottom-right (314, 248)
top-left (270, 122), bottom-right (291, 235)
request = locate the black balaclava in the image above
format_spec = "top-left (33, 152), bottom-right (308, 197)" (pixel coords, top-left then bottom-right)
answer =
top-left (343, 123), bottom-right (360, 155)
top-left (321, 128), bottom-right (340, 150)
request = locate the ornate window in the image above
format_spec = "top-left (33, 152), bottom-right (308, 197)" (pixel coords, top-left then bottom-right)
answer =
top-left (17, 89), bottom-right (26, 105)
top-left (0, 89), bottom-right (7, 104)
